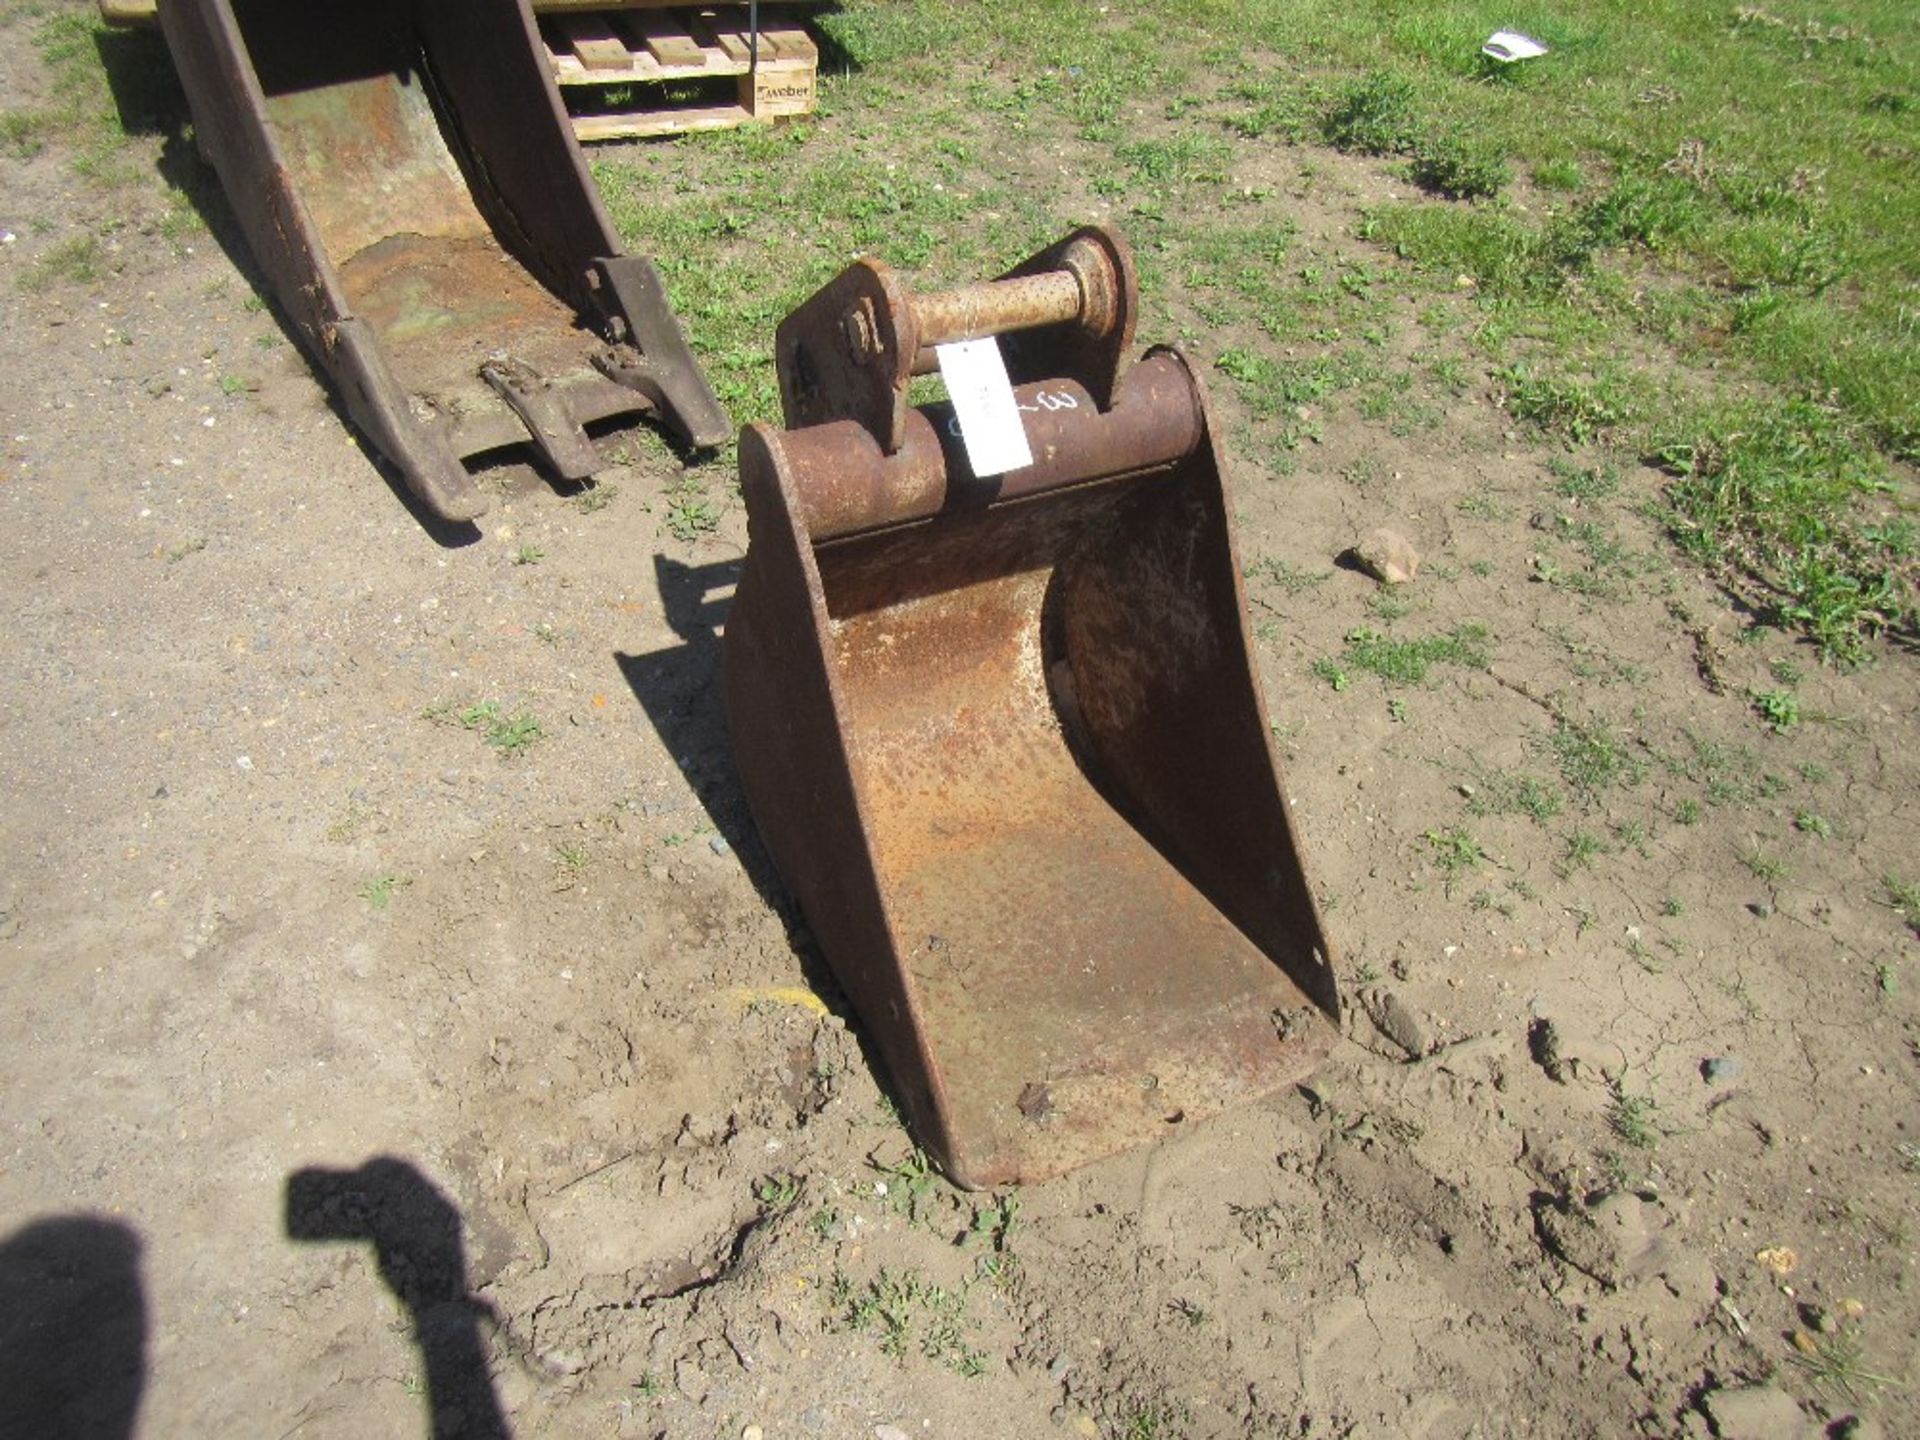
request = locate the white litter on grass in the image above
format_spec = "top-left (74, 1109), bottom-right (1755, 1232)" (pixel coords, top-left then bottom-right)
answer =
top-left (1483, 31), bottom-right (1549, 63)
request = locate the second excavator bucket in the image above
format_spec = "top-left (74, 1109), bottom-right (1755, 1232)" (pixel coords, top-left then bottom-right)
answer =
top-left (157, 0), bottom-right (729, 522)
top-left (724, 227), bottom-right (1341, 1189)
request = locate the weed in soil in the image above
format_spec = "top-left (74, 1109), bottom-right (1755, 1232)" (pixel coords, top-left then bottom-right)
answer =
top-left (1608, 1085), bottom-right (1661, 1150)
top-left (357, 874), bottom-right (411, 912)
top-left (1788, 1327), bottom-right (1902, 1407)
top-left (1884, 876), bottom-right (1920, 937)
top-left (833, 1266), bottom-right (989, 1377)
top-left (1424, 827), bottom-right (1486, 894)
top-left (1341, 624), bottom-right (1491, 685)
top-left (442, 701), bottom-right (545, 756)
top-left (1543, 715), bottom-right (1645, 802)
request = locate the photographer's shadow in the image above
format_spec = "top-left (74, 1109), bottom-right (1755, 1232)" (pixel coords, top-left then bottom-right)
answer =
top-left (285, 1158), bottom-right (509, 1440)
top-left (0, 1214), bottom-right (147, 1440)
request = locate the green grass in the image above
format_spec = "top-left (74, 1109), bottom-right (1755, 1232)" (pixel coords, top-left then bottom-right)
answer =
top-left (449, 701), bottom-right (544, 755)
top-left (1885, 876), bottom-right (1920, 937)
top-left (833, 1266), bottom-right (989, 1377)
top-left (1670, 733), bottom-right (1764, 806)
top-left (18, 234), bottom-right (105, 292)
top-left (1423, 826), bottom-right (1485, 892)
top-left (1327, 3), bottom-right (1919, 451)
top-left (753, 1172), bottom-right (804, 1213)
top-left (1655, 400), bottom-right (1912, 662)
top-left (1340, 623), bottom-right (1491, 684)
top-left (1465, 768), bottom-right (1563, 823)
top-left (1298, 2), bottom-right (1915, 656)
top-left (663, 476), bottom-right (722, 541)
top-left (1543, 714), bottom-right (1645, 801)
top-left (1244, 556), bottom-right (1331, 594)
top-left (357, 874), bottom-right (411, 911)
top-left (1751, 687), bottom-right (1801, 732)
top-left (1788, 1328), bottom-right (1902, 1407)
top-left (14, 0), bottom-right (1916, 662)
top-left (1608, 1085), bottom-right (1660, 1150)
top-left (1310, 656), bottom-right (1350, 691)
top-left (1119, 1403), bottom-right (1186, 1440)
top-left (15, 10), bottom-right (181, 180)
top-left (1496, 364), bottom-right (1633, 447)
top-left (575, 482), bottom-right (618, 514)
top-left (1550, 459), bottom-right (1620, 503)
top-left (872, 1146), bottom-right (941, 1227)
top-left (1558, 829), bottom-right (1610, 876)
top-left (679, 0), bottom-right (1920, 649)
top-left (1320, 70), bottom-right (1420, 156)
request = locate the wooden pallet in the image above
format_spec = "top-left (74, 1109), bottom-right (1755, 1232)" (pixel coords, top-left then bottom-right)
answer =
top-left (101, 0), bottom-right (815, 21)
top-left (98, 0), bottom-right (820, 143)
top-left (543, 5), bottom-right (819, 142)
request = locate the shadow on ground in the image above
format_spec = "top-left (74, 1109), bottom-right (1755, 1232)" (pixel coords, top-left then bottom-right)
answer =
top-left (615, 552), bottom-right (791, 916)
top-left (0, 1213), bottom-right (148, 1440)
top-left (285, 1157), bottom-right (511, 1440)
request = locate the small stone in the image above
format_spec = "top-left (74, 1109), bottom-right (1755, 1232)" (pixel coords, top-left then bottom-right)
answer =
top-left (1363, 988), bottom-right (1429, 1058)
top-left (742, 1427), bottom-right (765, 1440)
top-left (1755, 1245), bottom-right (1798, 1277)
top-left (1831, 1415), bottom-right (1887, 1440)
top-left (1701, 1056), bottom-right (1742, 1085)
top-left (1536, 1191), bottom-right (1665, 1289)
top-left (1348, 527), bottom-right (1420, 585)
top-left (874, 1427), bottom-right (910, 1440)
top-left (710, 834), bottom-right (732, 856)
top-left (1748, 901), bottom-right (1773, 918)
top-left (1699, 1382), bottom-right (1816, 1439)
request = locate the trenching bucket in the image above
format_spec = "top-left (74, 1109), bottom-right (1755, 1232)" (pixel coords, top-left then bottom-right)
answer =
top-left (157, 0), bottom-right (728, 522)
top-left (724, 227), bottom-right (1341, 1188)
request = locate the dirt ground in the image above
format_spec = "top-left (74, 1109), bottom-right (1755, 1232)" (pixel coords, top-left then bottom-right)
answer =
top-left (1, 9), bottom-right (1916, 1440)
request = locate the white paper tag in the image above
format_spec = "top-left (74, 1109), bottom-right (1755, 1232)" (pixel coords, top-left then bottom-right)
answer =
top-left (1482, 30), bottom-right (1548, 62)
top-left (934, 337), bottom-right (1033, 477)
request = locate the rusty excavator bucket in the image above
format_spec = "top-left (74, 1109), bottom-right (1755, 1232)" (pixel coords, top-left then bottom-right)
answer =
top-left (724, 227), bottom-right (1341, 1189)
top-left (157, 0), bottom-right (728, 523)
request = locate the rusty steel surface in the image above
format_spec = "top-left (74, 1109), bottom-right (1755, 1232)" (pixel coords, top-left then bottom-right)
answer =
top-left (783, 355), bottom-right (1203, 542)
top-left (910, 270), bottom-right (1083, 362)
top-left (776, 225), bottom-right (1137, 454)
top-left (155, 0), bottom-right (726, 522)
top-left (725, 235), bottom-right (1338, 1188)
